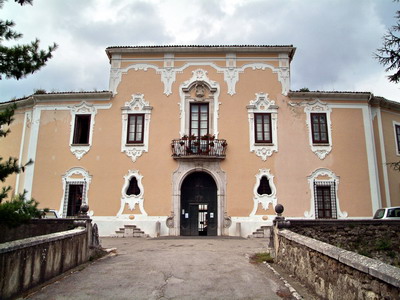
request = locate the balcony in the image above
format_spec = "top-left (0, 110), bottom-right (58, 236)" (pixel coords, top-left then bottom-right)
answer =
top-left (171, 136), bottom-right (227, 159)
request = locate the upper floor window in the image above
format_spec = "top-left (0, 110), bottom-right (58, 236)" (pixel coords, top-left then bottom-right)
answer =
top-left (121, 94), bottom-right (153, 162)
top-left (395, 123), bottom-right (400, 154)
top-left (247, 93), bottom-right (278, 161)
top-left (72, 114), bottom-right (91, 145)
top-left (254, 113), bottom-right (272, 143)
top-left (311, 113), bottom-right (329, 144)
top-left (127, 114), bottom-right (144, 144)
top-left (190, 103), bottom-right (209, 137)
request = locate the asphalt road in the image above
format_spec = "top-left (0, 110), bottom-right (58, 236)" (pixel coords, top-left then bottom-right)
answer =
top-left (24, 237), bottom-right (306, 300)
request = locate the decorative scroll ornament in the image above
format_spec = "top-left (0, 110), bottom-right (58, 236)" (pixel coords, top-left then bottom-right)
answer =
top-left (250, 169), bottom-right (277, 216)
top-left (117, 170), bottom-right (147, 216)
top-left (121, 94), bottom-right (153, 162)
top-left (69, 102), bottom-right (97, 160)
top-left (304, 99), bottom-right (332, 160)
top-left (247, 93), bottom-right (278, 161)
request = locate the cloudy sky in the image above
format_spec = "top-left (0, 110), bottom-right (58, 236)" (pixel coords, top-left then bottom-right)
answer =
top-left (0, 0), bottom-right (399, 102)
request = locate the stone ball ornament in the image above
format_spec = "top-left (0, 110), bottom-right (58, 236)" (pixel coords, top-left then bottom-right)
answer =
top-left (80, 204), bottom-right (89, 214)
top-left (275, 204), bottom-right (284, 215)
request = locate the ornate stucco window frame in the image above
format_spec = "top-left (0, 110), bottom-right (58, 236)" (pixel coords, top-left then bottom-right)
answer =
top-left (69, 102), bottom-right (97, 159)
top-left (121, 94), bottom-right (153, 162)
top-left (247, 93), bottom-right (278, 161)
top-left (304, 99), bottom-right (332, 159)
top-left (117, 170), bottom-right (147, 217)
top-left (179, 69), bottom-right (220, 138)
top-left (59, 167), bottom-right (92, 218)
top-left (250, 169), bottom-right (278, 216)
top-left (305, 168), bottom-right (347, 219)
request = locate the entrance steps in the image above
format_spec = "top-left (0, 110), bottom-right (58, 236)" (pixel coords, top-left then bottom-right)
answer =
top-left (249, 226), bottom-right (273, 239)
top-left (112, 224), bottom-right (149, 238)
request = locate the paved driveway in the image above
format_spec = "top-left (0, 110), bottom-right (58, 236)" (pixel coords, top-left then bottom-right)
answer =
top-left (26, 237), bottom-right (298, 300)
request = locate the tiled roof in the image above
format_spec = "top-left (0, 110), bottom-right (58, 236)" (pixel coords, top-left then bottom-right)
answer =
top-left (290, 90), bottom-right (371, 94)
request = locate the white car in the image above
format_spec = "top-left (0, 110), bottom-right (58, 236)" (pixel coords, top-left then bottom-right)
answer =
top-left (373, 206), bottom-right (400, 220)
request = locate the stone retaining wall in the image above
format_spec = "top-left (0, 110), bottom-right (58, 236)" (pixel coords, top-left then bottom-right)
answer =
top-left (0, 219), bottom-right (77, 243)
top-left (0, 225), bottom-right (91, 299)
top-left (274, 229), bottom-right (400, 299)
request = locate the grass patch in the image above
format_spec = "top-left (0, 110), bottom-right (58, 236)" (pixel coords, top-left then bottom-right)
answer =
top-left (250, 252), bottom-right (274, 264)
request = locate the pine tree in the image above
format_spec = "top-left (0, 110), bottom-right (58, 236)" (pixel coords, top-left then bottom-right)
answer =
top-left (375, 4), bottom-right (400, 83)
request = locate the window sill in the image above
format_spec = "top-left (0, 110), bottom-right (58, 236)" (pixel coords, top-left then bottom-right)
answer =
top-left (71, 144), bottom-right (90, 146)
top-left (125, 143), bottom-right (145, 147)
top-left (254, 143), bottom-right (274, 146)
top-left (312, 143), bottom-right (330, 146)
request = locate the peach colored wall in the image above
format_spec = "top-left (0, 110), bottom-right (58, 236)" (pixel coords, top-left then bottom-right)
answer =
top-left (1, 51), bottom-right (379, 221)
top-left (0, 111), bottom-right (24, 199)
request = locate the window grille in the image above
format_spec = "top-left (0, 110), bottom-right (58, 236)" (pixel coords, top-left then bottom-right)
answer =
top-left (314, 181), bottom-right (337, 219)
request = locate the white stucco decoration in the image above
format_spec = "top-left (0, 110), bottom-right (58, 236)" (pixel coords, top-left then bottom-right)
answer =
top-left (250, 169), bottom-right (277, 216)
top-left (117, 170), bottom-right (147, 216)
top-left (305, 168), bottom-right (347, 219)
top-left (304, 99), bottom-right (333, 159)
top-left (247, 93), bottom-right (278, 161)
top-left (171, 160), bottom-right (227, 236)
top-left (121, 94), bottom-right (153, 162)
top-left (179, 69), bottom-right (220, 138)
top-left (59, 167), bottom-right (92, 218)
top-left (109, 55), bottom-right (290, 97)
top-left (69, 102), bottom-right (97, 160)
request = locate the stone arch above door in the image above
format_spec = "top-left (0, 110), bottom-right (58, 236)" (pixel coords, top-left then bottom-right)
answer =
top-left (170, 160), bottom-right (229, 236)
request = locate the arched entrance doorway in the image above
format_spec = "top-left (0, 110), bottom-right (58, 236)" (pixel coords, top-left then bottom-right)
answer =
top-left (180, 172), bottom-right (217, 236)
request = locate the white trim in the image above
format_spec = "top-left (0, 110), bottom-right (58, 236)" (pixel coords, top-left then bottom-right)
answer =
top-left (378, 109), bottom-right (391, 206)
top-left (117, 170), bottom-right (147, 216)
top-left (23, 107), bottom-right (41, 200)
top-left (363, 106), bottom-right (382, 212)
top-left (111, 60), bottom-right (289, 97)
top-left (247, 93), bottom-right (278, 161)
top-left (304, 99), bottom-right (332, 160)
top-left (305, 168), bottom-right (347, 219)
top-left (69, 102), bottom-right (97, 160)
top-left (15, 111), bottom-right (31, 195)
top-left (171, 160), bottom-right (228, 236)
top-left (179, 69), bottom-right (220, 138)
top-left (250, 169), bottom-right (277, 216)
top-left (59, 167), bottom-right (92, 218)
top-left (121, 94), bottom-right (152, 162)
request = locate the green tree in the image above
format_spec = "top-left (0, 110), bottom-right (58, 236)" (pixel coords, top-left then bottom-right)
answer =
top-left (375, 3), bottom-right (400, 83)
top-left (0, 0), bottom-right (57, 80)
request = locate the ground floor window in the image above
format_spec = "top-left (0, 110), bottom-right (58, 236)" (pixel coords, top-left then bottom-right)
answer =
top-left (314, 182), bottom-right (337, 219)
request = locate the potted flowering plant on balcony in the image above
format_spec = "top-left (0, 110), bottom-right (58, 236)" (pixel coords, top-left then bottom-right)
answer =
top-left (201, 133), bottom-right (215, 140)
top-left (182, 135), bottom-right (189, 140)
top-left (189, 134), bottom-right (196, 140)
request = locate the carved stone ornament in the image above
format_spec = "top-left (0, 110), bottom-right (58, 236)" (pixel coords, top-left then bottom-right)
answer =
top-left (166, 212), bottom-right (175, 228)
top-left (304, 99), bottom-right (332, 160)
top-left (195, 83), bottom-right (205, 98)
top-left (247, 93), bottom-right (278, 161)
top-left (121, 94), bottom-right (152, 162)
top-left (250, 169), bottom-right (277, 216)
top-left (223, 213), bottom-right (232, 228)
top-left (117, 170), bottom-right (147, 216)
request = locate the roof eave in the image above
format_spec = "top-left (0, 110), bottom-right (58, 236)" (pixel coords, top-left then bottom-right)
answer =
top-left (288, 91), bottom-right (372, 101)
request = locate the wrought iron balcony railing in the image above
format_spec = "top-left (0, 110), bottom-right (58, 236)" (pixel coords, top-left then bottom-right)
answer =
top-left (171, 137), bottom-right (227, 158)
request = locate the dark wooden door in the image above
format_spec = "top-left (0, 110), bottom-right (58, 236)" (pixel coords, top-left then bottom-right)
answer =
top-left (67, 184), bottom-right (83, 217)
top-left (181, 172), bottom-right (217, 236)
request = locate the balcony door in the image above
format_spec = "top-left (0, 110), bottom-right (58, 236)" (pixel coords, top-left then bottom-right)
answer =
top-left (190, 103), bottom-right (209, 137)
top-left (180, 172), bottom-right (217, 236)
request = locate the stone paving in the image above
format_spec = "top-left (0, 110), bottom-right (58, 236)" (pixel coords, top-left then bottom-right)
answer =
top-left (24, 237), bottom-right (312, 300)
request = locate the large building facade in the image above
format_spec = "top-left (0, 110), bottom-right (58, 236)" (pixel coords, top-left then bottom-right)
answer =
top-left (1, 45), bottom-right (399, 237)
